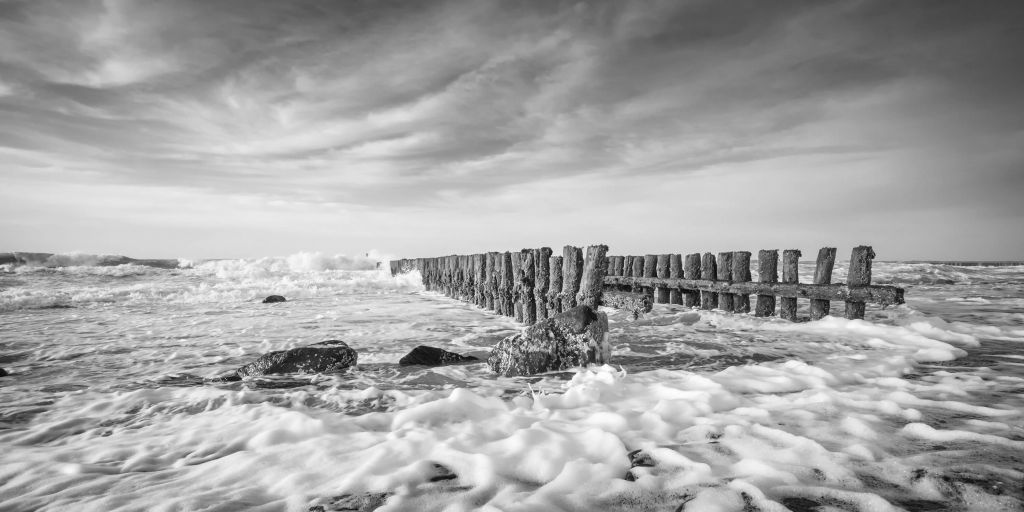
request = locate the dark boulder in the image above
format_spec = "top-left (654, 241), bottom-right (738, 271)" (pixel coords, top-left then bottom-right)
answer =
top-left (487, 305), bottom-right (611, 377)
top-left (399, 346), bottom-right (478, 366)
top-left (262, 295), bottom-right (286, 303)
top-left (0, 368), bottom-right (7, 377)
top-left (234, 340), bottom-right (357, 377)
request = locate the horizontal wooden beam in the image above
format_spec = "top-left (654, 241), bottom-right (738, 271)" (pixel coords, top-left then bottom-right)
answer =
top-left (599, 290), bottom-right (652, 317)
top-left (603, 276), bottom-right (904, 306)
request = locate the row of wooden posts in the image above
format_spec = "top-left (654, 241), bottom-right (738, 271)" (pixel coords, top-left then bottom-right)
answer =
top-left (389, 245), bottom-right (905, 324)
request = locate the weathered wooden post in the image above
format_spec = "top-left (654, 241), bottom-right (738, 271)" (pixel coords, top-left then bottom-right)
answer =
top-left (630, 256), bottom-right (644, 294)
top-left (700, 252), bottom-right (717, 309)
top-left (716, 252), bottom-right (734, 311)
top-left (643, 255), bottom-right (657, 301)
top-left (561, 246), bottom-right (583, 311)
top-left (577, 244), bottom-right (609, 309)
top-left (655, 254), bottom-right (671, 304)
top-left (520, 249), bottom-right (536, 324)
top-left (684, 253), bottom-right (701, 307)
top-left (810, 247), bottom-right (837, 320)
top-left (547, 255), bottom-right (563, 315)
top-left (474, 254), bottom-right (486, 307)
top-left (462, 255), bottom-right (473, 301)
top-left (755, 250), bottom-right (778, 317)
top-left (845, 246), bottom-right (875, 320)
top-left (510, 252), bottom-right (524, 322)
top-left (669, 254), bottom-right (683, 305)
top-left (611, 256), bottom-right (624, 277)
top-left (498, 252), bottom-right (514, 317)
top-left (780, 250), bottom-right (801, 321)
top-left (732, 251), bottom-right (752, 313)
top-left (483, 253), bottom-right (495, 310)
top-left (535, 247), bottom-right (552, 321)
top-left (389, 260), bottom-right (400, 276)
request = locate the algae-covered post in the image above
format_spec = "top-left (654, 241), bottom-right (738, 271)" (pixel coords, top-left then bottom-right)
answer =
top-left (655, 254), bottom-right (671, 304)
top-left (716, 252), bottom-right (734, 311)
top-left (510, 252), bottom-right (524, 322)
top-left (683, 253), bottom-right (701, 307)
top-left (610, 256), bottom-right (624, 277)
top-left (474, 254), bottom-right (486, 307)
top-left (520, 249), bottom-right (536, 324)
top-left (561, 246), bottom-right (583, 311)
top-left (483, 253), bottom-right (495, 310)
top-left (576, 244), bottom-right (609, 309)
top-left (700, 252), bottom-right (717, 309)
top-left (630, 256), bottom-right (644, 294)
top-left (535, 247), bottom-right (552, 321)
top-left (547, 255), bottom-right (563, 315)
top-left (810, 247), bottom-right (837, 320)
top-left (845, 246), bottom-right (875, 320)
top-left (642, 255), bottom-right (657, 301)
top-left (755, 250), bottom-right (779, 317)
top-left (780, 249), bottom-right (801, 321)
top-left (498, 252), bottom-right (514, 317)
top-left (732, 251), bottom-right (752, 313)
top-left (669, 254), bottom-right (683, 305)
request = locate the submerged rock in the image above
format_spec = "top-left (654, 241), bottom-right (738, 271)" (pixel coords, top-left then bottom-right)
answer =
top-left (308, 462), bottom-right (458, 512)
top-left (487, 305), bottom-right (611, 377)
top-left (262, 295), bottom-right (286, 303)
top-left (234, 340), bottom-right (357, 377)
top-left (0, 368), bottom-right (7, 377)
top-left (399, 346), bottom-right (478, 366)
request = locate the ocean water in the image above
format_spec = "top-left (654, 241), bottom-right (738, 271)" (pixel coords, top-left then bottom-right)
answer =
top-left (1, 253), bottom-right (1022, 512)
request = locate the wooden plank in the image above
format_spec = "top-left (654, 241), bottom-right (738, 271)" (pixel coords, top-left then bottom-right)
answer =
top-left (732, 251), bottom-right (752, 313)
top-left (601, 276), bottom-right (904, 305)
top-left (520, 249), bottom-right (536, 324)
top-left (755, 250), bottom-right (778, 317)
top-left (561, 246), bottom-right (583, 311)
top-left (810, 247), bottom-right (837, 320)
top-left (577, 244), bottom-right (609, 309)
top-left (780, 249), bottom-right (801, 321)
top-left (669, 254), bottom-right (683, 305)
top-left (498, 252), bottom-right (514, 317)
top-left (683, 253), bottom-right (701, 307)
top-left (535, 247), bottom-right (552, 321)
top-left (716, 252), bottom-right (734, 311)
top-left (601, 290), bottom-right (652, 318)
top-left (547, 255), bottom-right (563, 315)
top-left (655, 254), bottom-right (671, 304)
top-left (700, 252), bottom-right (717, 309)
top-left (845, 246), bottom-right (875, 319)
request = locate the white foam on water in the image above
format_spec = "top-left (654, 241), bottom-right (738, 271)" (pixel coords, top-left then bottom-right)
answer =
top-left (0, 261), bottom-right (1022, 511)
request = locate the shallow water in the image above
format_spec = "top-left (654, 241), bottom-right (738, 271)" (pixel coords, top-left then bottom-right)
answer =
top-left (0, 255), bottom-right (1022, 511)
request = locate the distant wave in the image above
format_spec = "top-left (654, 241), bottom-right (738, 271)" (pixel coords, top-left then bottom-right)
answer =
top-left (0, 252), bottom-right (183, 269)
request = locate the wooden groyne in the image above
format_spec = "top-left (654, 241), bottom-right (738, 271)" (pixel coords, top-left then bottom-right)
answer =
top-left (390, 245), bottom-right (905, 324)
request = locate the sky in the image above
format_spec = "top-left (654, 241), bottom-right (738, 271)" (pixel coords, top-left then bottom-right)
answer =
top-left (1, 0), bottom-right (1022, 260)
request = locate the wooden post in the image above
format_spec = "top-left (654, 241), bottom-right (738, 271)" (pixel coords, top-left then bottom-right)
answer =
top-left (810, 247), bottom-right (837, 320)
top-left (577, 244), bottom-right (609, 309)
top-left (668, 254), bottom-right (683, 305)
top-left (474, 254), bottom-right (486, 307)
top-left (845, 246), bottom-right (875, 320)
top-left (683, 253), bottom-right (701, 307)
top-left (643, 255), bottom-right (657, 301)
top-left (655, 254), bottom-right (671, 304)
top-left (547, 255), bottom-right (563, 315)
top-left (755, 250), bottom-right (778, 317)
top-left (700, 252), bottom-right (717, 309)
top-left (498, 252), bottom-right (514, 317)
top-left (483, 253), bottom-right (495, 310)
top-left (561, 246), bottom-right (583, 311)
top-left (780, 250), bottom-right (801, 321)
top-left (630, 256), bottom-right (644, 294)
top-left (463, 255), bottom-right (473, 301)
top-left (611, 256), bottom-right (624, 277)
top-left (716, 252), bottom-right (734, 311)
top-left (535, 247), bottom-right (552, 321)
top-left (510, 252), bottom-right (524, 322)
top-left (732, 251), bottom-right (752, 313)
top-left (520, 249), bottom-right (537, 324)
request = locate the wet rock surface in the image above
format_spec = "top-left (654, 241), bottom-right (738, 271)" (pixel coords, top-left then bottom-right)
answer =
top-left (234, 340), bottom-right (357, 377)
top-left (487, 305), bottom-right (611, 377)
top-left (308, 463), bottom-right (459, 512)
top-left (398, 345), bottom-right (478, 366)
top-left (262, 295), bottom-right (286, 303)
top-left (0, 368), bottom-right (8, 377)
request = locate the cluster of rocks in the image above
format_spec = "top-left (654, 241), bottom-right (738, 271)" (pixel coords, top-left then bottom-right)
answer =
top-left (232, 298), bottom-right (611, 378)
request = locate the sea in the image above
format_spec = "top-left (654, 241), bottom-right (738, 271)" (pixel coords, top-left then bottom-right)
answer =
top-left (0, 252), bottom-right (1022, 512)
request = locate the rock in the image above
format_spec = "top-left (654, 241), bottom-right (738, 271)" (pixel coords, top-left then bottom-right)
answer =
top-left (0, 368), bottom-right (7, 377)
top-left (624, 449), bottom-right (655, 481)
top-left (308, 462), bottom-right (457, 511)
top-left (487, 305), bottom-right (611, 377)
top-left (262, 295), bottom-right (286, 303)
top-left (234, 340), bottom-right (357, 377)
top-left (399, 346), bottom-right (478, 366)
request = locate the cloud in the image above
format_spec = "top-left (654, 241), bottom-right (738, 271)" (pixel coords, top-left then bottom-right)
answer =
top-left (1, 0), bottom-right (1022, 257)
